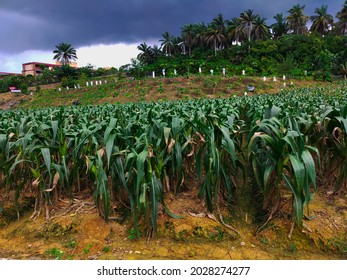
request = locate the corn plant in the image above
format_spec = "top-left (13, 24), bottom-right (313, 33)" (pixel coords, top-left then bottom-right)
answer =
top-left (248, 113), bottom-right (319, 229)
top-left (318, 104), bottom-right (347, 194)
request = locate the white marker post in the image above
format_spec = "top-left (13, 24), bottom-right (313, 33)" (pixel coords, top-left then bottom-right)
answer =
top-left (199, 67), bottom-right (202, 74)
top-left (242, 70), bottom-right (245, 75)
top-left (210, 69), bottom-right (213, 75)
top-left (152, 71), bottom-right (155, 78)
top-left (222, 68), bottom-right (226, 76)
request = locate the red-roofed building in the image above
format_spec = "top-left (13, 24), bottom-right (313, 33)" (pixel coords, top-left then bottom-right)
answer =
top-left (22, 61), bottom-right (78, 76)
top-left (22, 62), bottom-right (60, 76)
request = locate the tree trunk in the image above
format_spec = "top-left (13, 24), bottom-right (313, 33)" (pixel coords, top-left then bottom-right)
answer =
top-left (214, 40), bottom-right (217, 56)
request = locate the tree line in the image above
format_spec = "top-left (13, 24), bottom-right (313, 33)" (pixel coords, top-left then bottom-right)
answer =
top-left (129, 2), bottom-right (347, 80)
top-left (1, 2), bottom-right (346, 94)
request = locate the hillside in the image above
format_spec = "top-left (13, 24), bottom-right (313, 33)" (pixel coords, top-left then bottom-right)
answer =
top-left (0, 75), bottom-right (330, 110)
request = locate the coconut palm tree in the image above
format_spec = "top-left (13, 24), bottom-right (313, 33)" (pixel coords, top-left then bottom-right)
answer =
top-left (211, 13), bottom-right (228, 48)
top-left (181, 24), bottom-right (195, 56)
top-left (192, 23), bottom-right (209, 49)
top-left (53, 42), bottom-right (77, 66)
top-left (310, 5), bottom-right (334, 35)
top-left (159, 32), bottom-right (175, 56)
top-left (271, 13), bottom-right (288, 39)
top-left (253, 16), bottom-right (270, 40)
top-left (335, 0), bottom-right (347, 35)
top-left (151, 45), bottom-right (162, 59)
top-left (211, 14), bottom-right (227, 35)
top-left (239, 9), bottom-right (259, 53)
top-left (204, 27), bottom-right (226, 56)
top-left (137, 42), bottom-right (154, 65)
top-left (226, 17), bottom-right (246, 44)
top-left (287, 4), bottom-right (309, 35)
top-left (171, 36), bottom-right (184, 56)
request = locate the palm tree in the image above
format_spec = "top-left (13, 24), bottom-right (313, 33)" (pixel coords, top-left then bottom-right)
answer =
top-left (310, 5), bottom-right (334, 35)
top-left (253, 17), bottom-right (270, 40)
top-left (211, 14), bottom-right (227, 35)
top-left (159, 32), bottom-right (175, 56)
top-left (204, 27), bottom-right (226, 56)
top-left (239, 9), bottom-right (259, 53)
top-left (151, 45), bottom-right (162, 60)
top-left (171, 36), bottom-right (183, 56)
top-left (137, 42), bottom-right (154, 65)
top-left (335, 0), bottom-right (347, 35)
top-left (192, 23), bottom-right (209, 49)
top-left (181, 24), bottom-right (195, 56)
top-left (287, 4), bottom-right (309, 35)
top-left (271, 13), bottom-right (288, 39)
top-left (53, 42), bottom-right (77, 66)
top-left (226, 17), bottom-right (246, 44)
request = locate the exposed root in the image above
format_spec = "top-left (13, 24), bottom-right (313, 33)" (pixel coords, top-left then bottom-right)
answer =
top-left (302, 223), bottom-right (312, 233)
top-left (40, 200), bottom-right (96, 228)
top-left (288, 221), bottom-right (295, 239)
top-left (256, 196), bottom-right (281, 234)
top-left (218, 212), bottom-right (240, 236)
top-left (30, 194), bottom-right (43, 221)
top-left (146, 227), bottom-right (154, 244)
top-left (189, 210), bottom-right (240, 236)
top-left (30, 209), bottom-right (41, 221)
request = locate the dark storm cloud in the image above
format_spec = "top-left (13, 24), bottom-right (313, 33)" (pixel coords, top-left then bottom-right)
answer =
top-left (0, 0), bottom-right (342, 53)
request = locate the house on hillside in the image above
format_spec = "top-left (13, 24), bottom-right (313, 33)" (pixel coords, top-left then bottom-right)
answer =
top-left (22, 61), bottom-right (78, 76)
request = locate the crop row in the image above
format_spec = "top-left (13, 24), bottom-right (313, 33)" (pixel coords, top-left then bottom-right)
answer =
top-left (0, 84), bottom-right (346, 236)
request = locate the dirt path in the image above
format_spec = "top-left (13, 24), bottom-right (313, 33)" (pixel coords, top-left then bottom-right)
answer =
top-left (0, 190), bottom-right (345, 260)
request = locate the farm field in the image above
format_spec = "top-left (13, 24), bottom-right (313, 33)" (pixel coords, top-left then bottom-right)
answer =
top-left (0, 77), bottom-right (346, 260)
top-left (0, 75), bottom-right (330, 110)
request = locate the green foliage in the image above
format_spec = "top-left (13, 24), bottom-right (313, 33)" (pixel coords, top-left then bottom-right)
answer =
top-left (61, 76), bottom-right (76, 88)
top-left (1, 84), bottom-right (347, 237)
top-left (82, 244), bottom-right (92, 254)
top-left (45, 248), bottom-right (64, 260)
top-left (78, 73), bottom-right (89, 86)
top-left (102, 246), bottom-right (111, 253)
top-left (63, 239), bottom-right (78, 249)
top-left (129, 20), bottom-right (346, 79)
top-left (128, 229), bottom-right (137, 240)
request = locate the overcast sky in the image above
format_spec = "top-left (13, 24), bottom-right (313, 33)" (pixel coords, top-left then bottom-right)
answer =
top-left (0, 0), bottom-right (343, 73)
